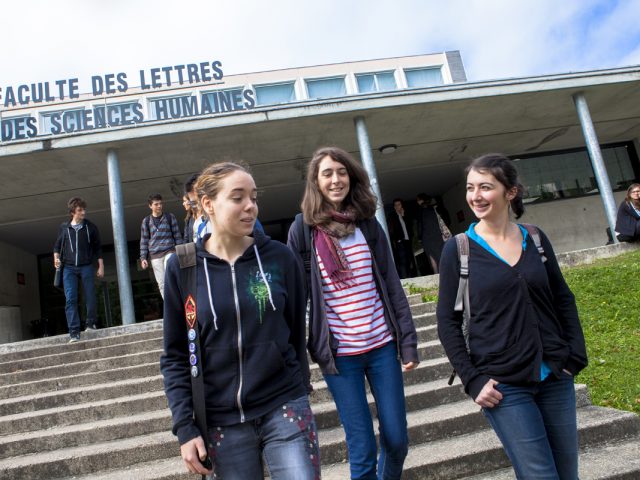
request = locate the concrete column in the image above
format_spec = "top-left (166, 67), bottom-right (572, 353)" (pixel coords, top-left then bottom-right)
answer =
top-left (353, 116), bottom-right (391, 246)
top-left (573, 92), bottom-right (618, 243)
top-left (106, 149), bottom-right (136, 324)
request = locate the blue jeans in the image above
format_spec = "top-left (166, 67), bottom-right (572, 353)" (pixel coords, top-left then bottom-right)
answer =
top-left (482, 373), bottom-right (579, 479)
top-left (323, 342), bottom-right (408, 480)
top-left (63, 264), bottom-right (97, 336)
top-left (206, 395), bottom-right (320, 480)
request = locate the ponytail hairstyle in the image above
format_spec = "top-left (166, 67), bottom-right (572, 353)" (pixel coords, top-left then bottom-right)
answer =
top-left (301, 146), bottom-right (377, 226)
top-left (193, 161), bottom-right (252, 209)
top-left (466, 153), bottom-right (525, 219)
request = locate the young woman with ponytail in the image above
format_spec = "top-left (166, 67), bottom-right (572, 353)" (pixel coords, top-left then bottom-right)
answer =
top-left (437, 153), bottom-right (587, 479)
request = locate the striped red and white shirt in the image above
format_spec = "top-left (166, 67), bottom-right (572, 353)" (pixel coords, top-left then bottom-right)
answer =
top-left (318, 228), bottom-right (393, 356)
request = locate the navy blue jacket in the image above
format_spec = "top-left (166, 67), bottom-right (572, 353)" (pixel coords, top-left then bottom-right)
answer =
top-left (287, 216), bottom-right (419, 375)
top-left (160, 231), bottom-right (309, 445)
top-left (53, 219), bottom-right (102, 266)
top-left (615, 201), bottom-right (640, 239)
top-left (437, 227), bottom-right (588, 400)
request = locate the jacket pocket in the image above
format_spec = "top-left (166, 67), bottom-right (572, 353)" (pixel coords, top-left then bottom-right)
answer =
top-left (242, 341), bottom-right (295, 405)
top-left (203, 345), bottom-right (238, 408)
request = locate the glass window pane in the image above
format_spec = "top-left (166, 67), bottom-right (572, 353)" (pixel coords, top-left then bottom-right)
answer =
top-left (255, 83), bottom-right (296, 105)
top-left (306, 77), bottom-right (346, 99)
top-left (356, 74), bottom-right (376, 93)
top-left (405, 68), bottom-right (443, 88)
top-left (376, 72), bottom-right (397, 91)
top-left (516, 145), bottom-right (635, 204)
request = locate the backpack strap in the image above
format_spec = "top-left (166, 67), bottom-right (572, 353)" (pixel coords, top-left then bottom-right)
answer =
top-left (521, 224), bottom-right (547, 263)
top-left (449, 233), bottom-right (471, 385)
top-left (175, 242), bottom-right (212, 474)
top-left (295, 213), bottom-right (312, 276)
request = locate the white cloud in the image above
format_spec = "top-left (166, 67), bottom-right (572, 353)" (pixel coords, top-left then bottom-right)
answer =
top-left (1, 0), bottom-right (639, 91)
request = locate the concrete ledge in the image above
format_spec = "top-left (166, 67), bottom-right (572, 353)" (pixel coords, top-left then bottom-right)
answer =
top-left (402, 241), bottom-right (640, 290)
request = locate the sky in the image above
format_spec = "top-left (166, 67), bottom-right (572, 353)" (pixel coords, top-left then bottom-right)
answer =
top-left (2, 0), bottom-right (640, 94)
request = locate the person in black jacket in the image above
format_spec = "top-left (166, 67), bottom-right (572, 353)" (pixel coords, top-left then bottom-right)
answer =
top-left (160, 162), bottom-right (319, 479)
top-left (387, 198), bottom-right (416, 279)
top-left (288, 147), bottom-right (418, 480)
top-left (437, 154), bottom-right (587, 479)
top-left (53, 197), bottom-right (104, 342)
top-left (614, 183), bottom-right (640, 242)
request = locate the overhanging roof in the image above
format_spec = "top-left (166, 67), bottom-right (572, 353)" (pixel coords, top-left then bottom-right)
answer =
top-left (1, 65), bottom-right (640, 254)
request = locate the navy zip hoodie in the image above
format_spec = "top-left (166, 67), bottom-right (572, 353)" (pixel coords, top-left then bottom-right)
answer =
top-left (160, 230), bottom-right (309, 445)
top-left (437, 227), bottom-right (588, 401)
top-left (53, 220), bottom-right (102, 266)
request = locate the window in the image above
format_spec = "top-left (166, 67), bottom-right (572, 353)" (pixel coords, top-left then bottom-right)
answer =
top-left (404, 67), bottom-right (443, 88)
top-left (40, 109), bottom-right (85, 135)
top-left (305, 77), bottom-right (346, 99)
top-left (515, 144), bottom-right (636, 204)
top-left (356, 72), bottom-right (397, 93)
top-left (255, 82), bottom-right (296, 106)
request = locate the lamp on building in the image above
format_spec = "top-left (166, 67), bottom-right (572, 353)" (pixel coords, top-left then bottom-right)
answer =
top-left (378, 144), bottom-right (397, 154)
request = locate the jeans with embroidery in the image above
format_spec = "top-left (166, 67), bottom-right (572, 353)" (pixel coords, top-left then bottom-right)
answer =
top-left (323, 342), bottom-right (408, 480)
top-left (63, 264), bottom-right (97, 335)
top-left (482, 372), bottom-right (579, 479)
top-left (206, 394), bottom-right (320, 480)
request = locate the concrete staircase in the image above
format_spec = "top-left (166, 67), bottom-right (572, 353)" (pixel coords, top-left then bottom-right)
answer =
top-left (0, 296), bottom-right (638, 480)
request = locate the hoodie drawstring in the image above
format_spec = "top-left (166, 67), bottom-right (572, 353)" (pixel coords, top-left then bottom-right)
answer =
top-left (202, 258), bottom-right (219, 330)
top-left (253, 245), bottom-right (276, 312)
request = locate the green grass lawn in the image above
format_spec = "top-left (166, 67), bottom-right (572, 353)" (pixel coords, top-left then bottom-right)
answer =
top-left (407, 249), bottom-right (640, 415)
top-left (563, 250), bottom-right (640, 415)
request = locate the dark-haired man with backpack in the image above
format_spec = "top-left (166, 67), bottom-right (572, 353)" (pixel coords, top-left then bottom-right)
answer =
top-left (140, 193), bottom-right (183, 299)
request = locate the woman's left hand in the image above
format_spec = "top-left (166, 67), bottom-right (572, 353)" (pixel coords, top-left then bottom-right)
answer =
top-left (402, 361), bottom-right (418, 371)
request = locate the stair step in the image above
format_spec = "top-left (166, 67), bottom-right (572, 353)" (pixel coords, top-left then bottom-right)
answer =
top-left (0, 350), bottom-right (163, 387)
top-left (321, 406), bottom-right (640, 480)
top-left (461, 436), bottom-right (640, 480)
top-left (0, 321), bottom-right (163, 362)
top-left (0, 362), bottom-right (160, 400)
top-left (0, 336), bottom-right (164, 374)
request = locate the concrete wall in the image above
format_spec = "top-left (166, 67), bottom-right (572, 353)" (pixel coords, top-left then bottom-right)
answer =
top-left (0, 241), bottom-right (40, 343)
top-left (441, 181), bottom-right (627, 254)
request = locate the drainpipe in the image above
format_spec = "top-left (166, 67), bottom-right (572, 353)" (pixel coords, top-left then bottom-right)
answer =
top-left (106, 149), bottom-right (136, 324)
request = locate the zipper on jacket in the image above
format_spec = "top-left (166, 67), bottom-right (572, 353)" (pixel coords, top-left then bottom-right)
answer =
top-left (230, 263), bottom-right (246, 423)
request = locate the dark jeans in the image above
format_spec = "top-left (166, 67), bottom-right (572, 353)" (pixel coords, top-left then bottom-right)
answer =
top-left (324, 342), bottom-right (408, 480)
top-left (393, 239), bottom-right (414, 279)
top-left (63, 264), bottom-right (97, 336)
top-left (482, 373), bottom-right (579, 479)
top-left (206, 395), bottom-right (320, 479)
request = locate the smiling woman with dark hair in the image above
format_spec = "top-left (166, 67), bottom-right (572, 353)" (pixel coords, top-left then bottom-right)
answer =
top-left (437, 153), bottom-right (588, 479)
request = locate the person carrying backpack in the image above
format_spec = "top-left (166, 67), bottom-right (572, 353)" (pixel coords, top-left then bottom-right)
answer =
top-left (437, 153), bottom-right (588, 479)
top-left (160, 162), bottom-right (319, 479)
top-left (288, 146), bottom-right (419, 480)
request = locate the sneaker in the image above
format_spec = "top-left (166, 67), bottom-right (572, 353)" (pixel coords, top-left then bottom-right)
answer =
top-left (84, 323), bottom-right (98, 331)
top-left (68, 335), bottom-right (80, 343)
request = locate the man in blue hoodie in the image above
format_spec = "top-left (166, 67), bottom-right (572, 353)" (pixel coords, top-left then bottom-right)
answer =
top-left (53, 197), bottom-right (104, 342)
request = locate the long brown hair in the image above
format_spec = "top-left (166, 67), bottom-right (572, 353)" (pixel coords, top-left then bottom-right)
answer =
top-left (301, 147), bottom-right (377, 226)
top-left (625, 183), bottom-right (640, 207)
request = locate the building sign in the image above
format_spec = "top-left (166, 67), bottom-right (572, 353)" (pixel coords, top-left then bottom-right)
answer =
top-left (0, 60), bottom-right (256, 143)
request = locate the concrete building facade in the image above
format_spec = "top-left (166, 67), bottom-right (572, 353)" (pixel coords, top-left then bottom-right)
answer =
top-left (1, 51), bottom-right (639, 342)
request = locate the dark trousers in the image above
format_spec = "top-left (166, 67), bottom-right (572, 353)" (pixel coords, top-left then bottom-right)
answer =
top-left (393, 239), bottom-right (414, 279)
